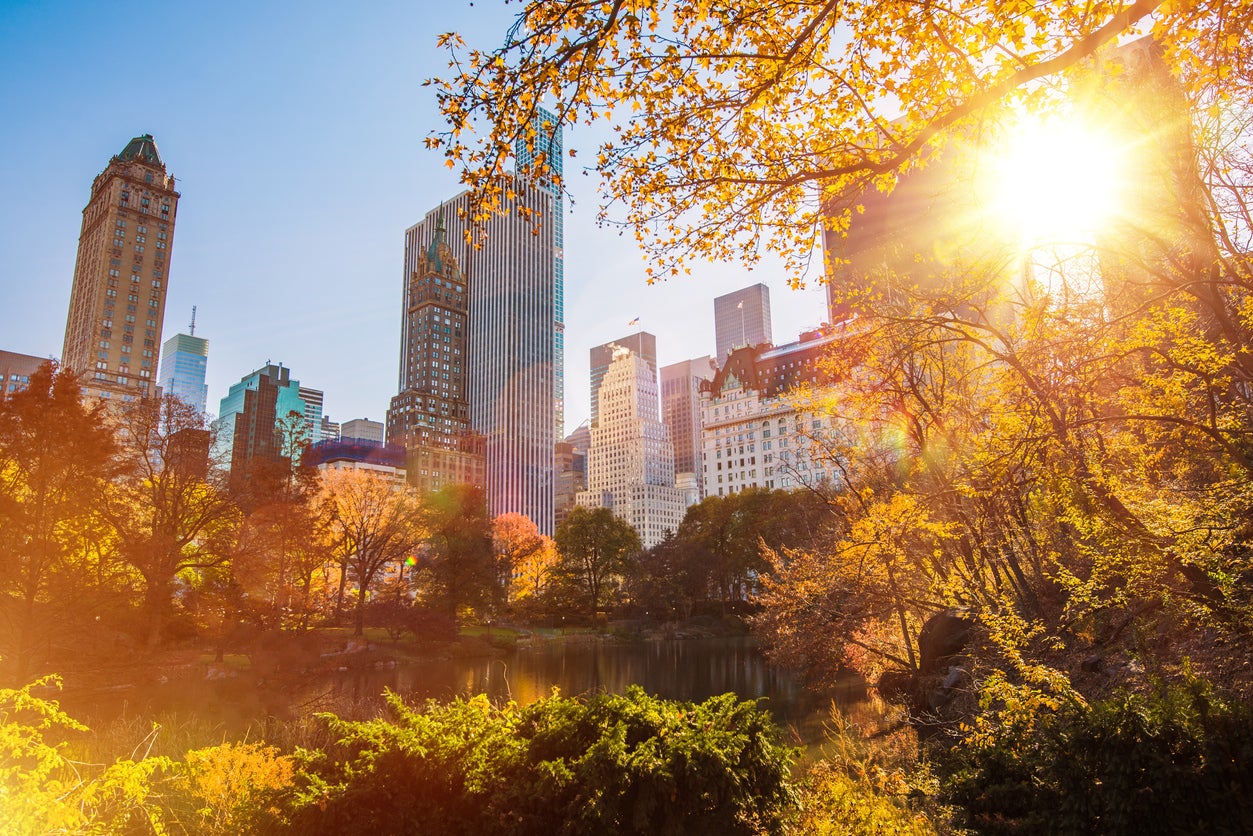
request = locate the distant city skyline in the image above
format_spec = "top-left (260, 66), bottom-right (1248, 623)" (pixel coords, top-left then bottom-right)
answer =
top-left (0, 1), bottom-right (830, 431)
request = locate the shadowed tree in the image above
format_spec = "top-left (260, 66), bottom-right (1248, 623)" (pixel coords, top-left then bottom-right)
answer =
top-left (555, 506), bottom-right (641, 615)
top-left (104, 394), bottom-right (240, 648)
top-left (419, 485), bottom-right (497, 622)
top-left (0, 362), bottom-right (117, 677)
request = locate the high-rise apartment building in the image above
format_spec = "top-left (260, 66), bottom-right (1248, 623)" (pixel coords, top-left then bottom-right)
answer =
top-left (320, 415), bottom-right (340, 442)
top-left (158, 323), bottom-right (209, 414)
top-left (590, 332), bottom-right (656, 427)
top-left (577, 346), bottom-right (685, 548)
top-left (297, 385), bottom-right (325, 444)
top-left (660, 356), bottom-right (717, 499)
top-left (341, 418), bottom-right (385, 444)
top-left (63, 134), bottom-right (179, 404)
top-left (714, 283), bottom-right (772, 360)
top-left (388, 217), bottom-right (486, 495)
top-left (0, 350), bottom-right (48, 401)
top-left (516, 107), bottom-right (566, 441)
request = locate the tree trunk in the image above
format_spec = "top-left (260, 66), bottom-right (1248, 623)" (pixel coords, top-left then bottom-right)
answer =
top-left (354, 579), bottom-right (368, 636)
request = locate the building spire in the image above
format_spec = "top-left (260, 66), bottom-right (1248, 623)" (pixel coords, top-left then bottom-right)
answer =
top-left (426, 205), bottom-right (447, 273)
top-left (189, 305), bottom-right (197, 336)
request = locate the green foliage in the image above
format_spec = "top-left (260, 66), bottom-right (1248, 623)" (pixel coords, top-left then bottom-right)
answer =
top-left (555, 506), bottom-right (642, 614)
top-left (283, 686), bottom-right (796, 836)
top-left (363, 597), bottom-right (457, 642)
top-left (418, 484), bottom-right (498, 620)
top-left (787, 709), bottom-right (946, 836)
top-left (0, 675), bottom-right (171, 835)
top-left (936, 673), bottom-right (1253, 834)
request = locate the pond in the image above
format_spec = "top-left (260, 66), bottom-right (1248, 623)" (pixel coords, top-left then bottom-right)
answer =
top-left (320, 636), bottom-right (867, 748)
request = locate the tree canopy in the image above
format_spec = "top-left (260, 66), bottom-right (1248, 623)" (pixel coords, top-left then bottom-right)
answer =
top-left (429, 0), bottom-right (1251, 279)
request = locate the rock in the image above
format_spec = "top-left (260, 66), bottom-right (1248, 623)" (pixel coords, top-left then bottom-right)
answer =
top-left (918, 608), bottom-right (975, 674)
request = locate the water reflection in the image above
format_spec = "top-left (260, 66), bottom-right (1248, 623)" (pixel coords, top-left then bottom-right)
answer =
top-left (327, 637), bottom-right (856, 747)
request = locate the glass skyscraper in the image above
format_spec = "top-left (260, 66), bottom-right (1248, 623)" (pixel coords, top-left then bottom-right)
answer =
top-left (158, 331), bottom-right (208, 414)
top-left (515, 107), bottom-right (565, 442)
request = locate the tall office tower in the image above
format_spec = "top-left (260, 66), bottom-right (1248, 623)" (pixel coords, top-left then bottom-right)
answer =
top-left (320, 415), bottom-right (340, 442)
top-left (554, 420), bottom-right (591, 529)
top-left (589, 331), bottom-right (656, 427)
top-left (577, 346), bottom-right (685, 549)
top-left (714, 283), bottom-right (772, 360)
top-left (660, 356), bottom-right (717, 499)
top-left (158, 310), bottom-right (208, 414)
top-left (389, 215), bottom-right (486, 496)
top-left (341, 418), bottom-right (385, 444)
top-left (63, 134), bottom-right (179, 404)
top-left (297, 386), bottom-right (325, 443)
top-left (516, 107), bottom-right (565, 441)
top-left (216, 363), bottom-right (309, 486)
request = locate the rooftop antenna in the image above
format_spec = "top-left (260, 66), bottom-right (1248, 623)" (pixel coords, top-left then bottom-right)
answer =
top-left (189, 305), bottom-right (197, 336)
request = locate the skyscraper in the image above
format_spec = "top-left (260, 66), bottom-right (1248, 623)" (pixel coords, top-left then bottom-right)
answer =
top-left (516, 107), bottom-right (566, 441)
top-left (660, 356), bottom-right (717, 498)
top-left (388, 216), bottom-right (485, 495)
top-left (577, 346), bottom-right (685, 548)
top-left (590, 331), bottom-right (656, 428)
top-left (714, 283), bottom-right (772, 360)
top-left (216, 363), bottom-right (309, 487)
top-left (298, 385), bottom-right (325, 444)
top-left (400, 181), bottom-right (556, 532)
top-left (158, 310), bottom-right (208, 414)
top-left (63, 134), bottom-right (179, 404)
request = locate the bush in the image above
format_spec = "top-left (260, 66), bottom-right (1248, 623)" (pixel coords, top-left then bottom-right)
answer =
top-left (935, 674), bottom-right (1253, 834)
top-left (281, 686), bottom-right (797, 835)
top-left (363, 599), bottom-right (457, 642)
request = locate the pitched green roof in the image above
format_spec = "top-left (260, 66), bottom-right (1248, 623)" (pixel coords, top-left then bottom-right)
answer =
top-left (117, 134), bottom-right (163, 166)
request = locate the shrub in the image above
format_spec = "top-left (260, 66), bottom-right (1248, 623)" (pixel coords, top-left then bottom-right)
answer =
top-left (935, 673), bottom-right (1253, 834)
top-left (167, 741), bottom-right (295, 833)
top-left (363, 598), bottom-right (457, 642)
top-left (281, 686), bottom-right (796, 835)
top-left (0, 676), bottom-right (170, 834)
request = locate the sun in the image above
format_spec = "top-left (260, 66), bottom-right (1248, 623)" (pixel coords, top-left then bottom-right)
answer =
top-left (988, 112), bottom-right (1126, 246)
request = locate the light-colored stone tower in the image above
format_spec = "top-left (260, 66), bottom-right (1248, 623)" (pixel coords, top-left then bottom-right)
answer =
top-left (63, 134), bottom-right (179, 404)
top-left (578, 345), bottom-right (685, 548)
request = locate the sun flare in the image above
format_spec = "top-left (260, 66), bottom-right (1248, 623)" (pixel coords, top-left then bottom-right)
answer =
top-left (990, 114), bottom-right (1126, 246)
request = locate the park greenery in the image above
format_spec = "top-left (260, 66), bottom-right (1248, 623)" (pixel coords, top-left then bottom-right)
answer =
top-left (7, 1), bottom-right (1253, 831)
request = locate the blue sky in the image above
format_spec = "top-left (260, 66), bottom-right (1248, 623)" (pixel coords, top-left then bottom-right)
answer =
top-left (0, 0), bottom-right (829, 432)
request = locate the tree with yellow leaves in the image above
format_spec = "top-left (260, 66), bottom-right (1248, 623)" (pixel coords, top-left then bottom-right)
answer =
top-left (428, 1), bottom-right (1250, 280)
